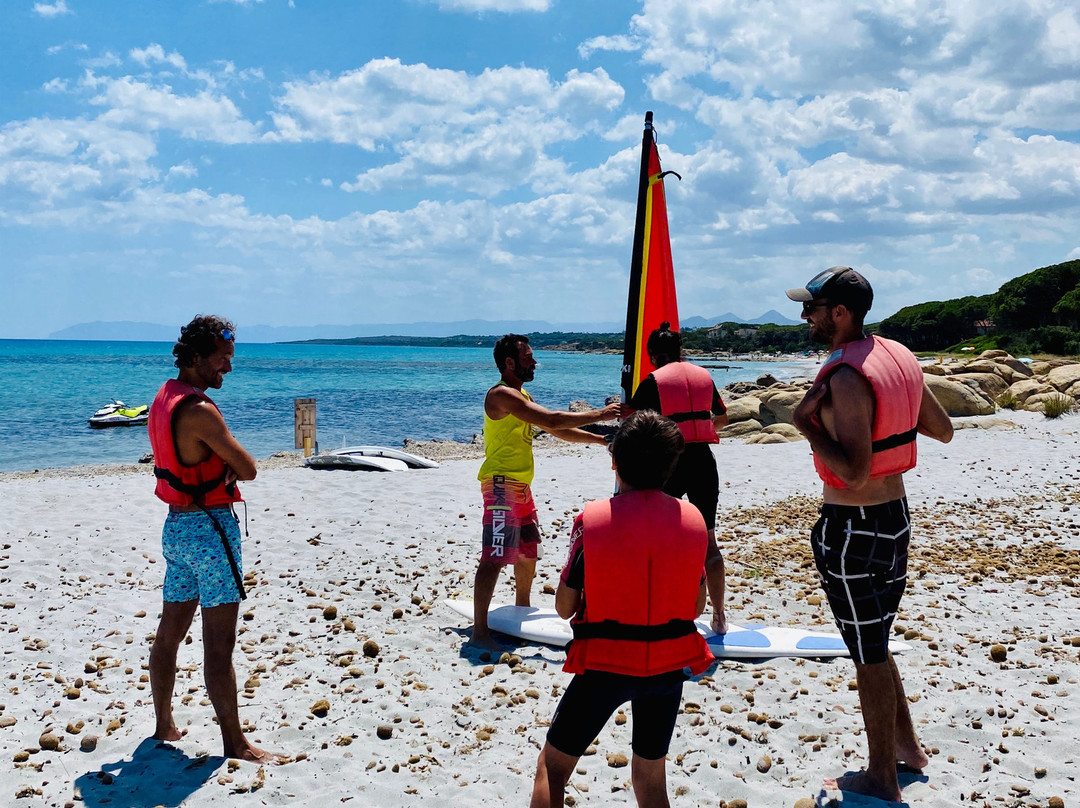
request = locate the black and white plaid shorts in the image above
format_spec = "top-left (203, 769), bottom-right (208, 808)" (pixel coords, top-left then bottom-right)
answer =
top-left (811, 498), bottom-right (910, 665)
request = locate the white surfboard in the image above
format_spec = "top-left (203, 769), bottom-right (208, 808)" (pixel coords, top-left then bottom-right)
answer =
top-left (305, 452), bottom-right (410, 472)
top-left (335, 446), bottom-right (440, 469)
top-left (444, 599), bottom-right (910, 659)
top-left (444, 599), bottom-right (573, 647)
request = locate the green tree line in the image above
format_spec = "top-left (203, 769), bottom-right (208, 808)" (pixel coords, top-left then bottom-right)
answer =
top-left (877, 259), bottom-right (1080, 355)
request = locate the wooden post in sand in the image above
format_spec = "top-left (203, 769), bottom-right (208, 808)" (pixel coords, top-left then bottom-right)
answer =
top-left (295, 398), bottom-right (316, 456)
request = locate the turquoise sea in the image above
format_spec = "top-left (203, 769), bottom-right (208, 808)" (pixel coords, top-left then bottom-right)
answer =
top-left (0, 340), bottom-right (815, 473)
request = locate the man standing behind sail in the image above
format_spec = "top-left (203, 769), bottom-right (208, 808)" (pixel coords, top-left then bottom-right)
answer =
top-left (147, 315), bottom-right (277, 762)
top-left (623, 322), bottom-right (730, 634)
top-left (787, 267), bottom-right (952, 801)
top-left (471, 334), bottom-right (620, 653)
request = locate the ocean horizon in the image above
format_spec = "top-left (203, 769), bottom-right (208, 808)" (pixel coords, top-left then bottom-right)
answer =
top-left (0, 339), bottom-right (816, 473)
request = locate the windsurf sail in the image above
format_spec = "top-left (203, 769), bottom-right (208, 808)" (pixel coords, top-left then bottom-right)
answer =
top-left (621, 111), bottom-right (682, 401)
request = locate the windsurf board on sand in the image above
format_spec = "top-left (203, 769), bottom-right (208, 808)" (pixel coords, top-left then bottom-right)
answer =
top-left (444, 599), bottom-right (911, 659)
top-left (305, 446), bottom-right (439, 472)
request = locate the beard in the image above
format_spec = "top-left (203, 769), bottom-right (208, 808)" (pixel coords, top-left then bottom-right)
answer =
top-left (514, 365), bottom-right (535, 383)
top-left (808, 319), bottom-right (835, 345)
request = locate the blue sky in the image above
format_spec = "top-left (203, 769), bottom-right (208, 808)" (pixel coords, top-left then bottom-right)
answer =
top-left (3, 0), bottom-right (1079, 339)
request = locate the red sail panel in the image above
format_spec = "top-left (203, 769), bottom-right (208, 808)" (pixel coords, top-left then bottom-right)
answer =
top-left (622, 115), bottom-right (680, 401)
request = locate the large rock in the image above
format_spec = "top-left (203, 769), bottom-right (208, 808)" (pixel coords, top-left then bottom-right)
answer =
top-left (978, 349), bottom-right (1010, 360)
top-left (718, 419), bottom-right (763, 438)
top-left (1029, 361), bottom-right (1053, 375)
top-left (1004, 379), bottom-right (1052, 404)
top-left (724, 395), bottom-right (761, 423)
top-left (997, 357), bottom-right (1034, 378)
top-left (950, 372), bottom-right (1008, 401)
top-left (760, 423), bottom-right (804, 442)
top-left (758, 390), bottom-right (805, 425)
top-left (1046, 363), bottom-right (1080, 392)
top-left (960, 359), bottom-right (1000, 374)
top-left (1023, 392), bottom-right (1073, 413)
top-left (924, 375), bottom-right (996, 416)
top-left (922, 364), bottom-right (951, 376)
top-left (744, 432), bottom-right (793, 445)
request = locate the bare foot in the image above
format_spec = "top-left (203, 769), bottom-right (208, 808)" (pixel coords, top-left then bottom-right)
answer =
top-left (711, 613), bottom-right (728, 635)
top-left (825, 771), bottom-right (901, 802)
top-left (226, 743), bottom-right (288, 765)
top-left (467, 631), bottom-right (506, 655)
top-left (896, 739), bottom-right (929, 772)
top-left (152, 725), bottom-right (185, 742)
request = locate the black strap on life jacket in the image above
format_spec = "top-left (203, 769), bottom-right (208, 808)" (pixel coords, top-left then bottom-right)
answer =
top-left (666, 410), bottom-right (712, 423)
top-left (871, 427), bottom-right (918, 454)
top-left (154, 466), bottom-right (246, 600)
top-left (571, 618), bottom-right (697, 642)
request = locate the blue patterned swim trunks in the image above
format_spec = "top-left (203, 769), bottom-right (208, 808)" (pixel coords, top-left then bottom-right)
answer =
top-left (161, 508), bottom-right (243, 608)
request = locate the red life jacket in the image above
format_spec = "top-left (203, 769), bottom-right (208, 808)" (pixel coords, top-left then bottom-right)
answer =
top-left (812, 335), bottom-right (923, 488)
top-left (148, 379), bottom-right (242, 507)
top-left (653, 362), bottom-right (720, 444)
top-left (564, 490), bottom-right (714, 677)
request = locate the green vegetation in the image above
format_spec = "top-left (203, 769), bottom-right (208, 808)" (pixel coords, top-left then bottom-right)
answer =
top-left (995, 390), bottom-right (1021, 411)
top-left (1042, 393), bottom-right (1076, 419)
top-left (879, 259), bottom-right (1080, 356)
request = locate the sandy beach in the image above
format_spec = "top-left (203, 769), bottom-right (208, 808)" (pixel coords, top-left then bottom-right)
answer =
top-left (1, 410), bottom-right (1077, 807)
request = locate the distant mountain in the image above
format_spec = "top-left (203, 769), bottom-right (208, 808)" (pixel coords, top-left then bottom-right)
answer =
top-left (50, 311), bottom-right (800, 342)
top-left (682, 310), bottom-right (800, 328)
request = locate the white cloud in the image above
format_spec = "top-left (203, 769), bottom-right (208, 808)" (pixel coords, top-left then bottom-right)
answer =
top-left (166, 162), bottom-right (197, 180)
top-left (272, 60), bottom-right (623, 196)
top-left (130, 44), bottom-right (187, 71)
top-left (33, 1), bottom-right (71, 18)
top-left (578, 35), bottom-right (641, 60)
top-left (86, 74), bottom-right (260, 144)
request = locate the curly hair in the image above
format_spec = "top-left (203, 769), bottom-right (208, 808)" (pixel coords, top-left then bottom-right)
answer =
top-left (172, 315), bottom-right (235, 368)
top-left (611, 410), bottom-right (684, 490)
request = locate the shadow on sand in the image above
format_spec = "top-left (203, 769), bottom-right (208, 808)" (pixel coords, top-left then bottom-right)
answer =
top-left (814, 766), bottom-right (929, 806)
top-left (74, 737), bottom-right (224, 808)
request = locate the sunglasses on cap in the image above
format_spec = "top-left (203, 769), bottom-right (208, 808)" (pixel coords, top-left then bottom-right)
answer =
top-left (803, 266), bottom-right (853, 298)
top-left (180, 326), bottom-right (234, 341)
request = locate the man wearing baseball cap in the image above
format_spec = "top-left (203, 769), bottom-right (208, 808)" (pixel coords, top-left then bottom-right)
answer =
top-left (786, 266), bottom-right (953, 801)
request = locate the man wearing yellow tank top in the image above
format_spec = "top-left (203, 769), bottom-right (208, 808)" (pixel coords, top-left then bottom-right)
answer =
top-left (470, 334), bottom-right (620, 653)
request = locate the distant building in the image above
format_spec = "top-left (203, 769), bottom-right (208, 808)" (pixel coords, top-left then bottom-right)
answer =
top-left (974, 319), bottom-right (994, 335)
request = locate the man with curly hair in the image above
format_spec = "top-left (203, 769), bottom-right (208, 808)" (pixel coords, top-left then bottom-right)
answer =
top-left (146, 315), bottom-right (278, 762)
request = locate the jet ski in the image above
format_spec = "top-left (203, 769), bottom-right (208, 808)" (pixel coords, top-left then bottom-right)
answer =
top-left (89, 400), bottom-right (150, 428)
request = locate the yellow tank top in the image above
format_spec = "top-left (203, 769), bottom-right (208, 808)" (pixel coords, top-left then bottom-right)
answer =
top-left (477, 384), bottom-right (536, 484)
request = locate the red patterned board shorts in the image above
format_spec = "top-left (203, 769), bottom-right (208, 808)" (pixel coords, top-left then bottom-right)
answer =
top-left (480, 475), bottom-right (540, 564)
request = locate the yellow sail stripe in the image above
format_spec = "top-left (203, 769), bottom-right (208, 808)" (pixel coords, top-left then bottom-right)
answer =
top-left (632, 173), bottom-right (661, 394)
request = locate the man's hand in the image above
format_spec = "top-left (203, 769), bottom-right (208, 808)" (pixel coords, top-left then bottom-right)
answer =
top-left (599, 402), bottom-right (621, 421)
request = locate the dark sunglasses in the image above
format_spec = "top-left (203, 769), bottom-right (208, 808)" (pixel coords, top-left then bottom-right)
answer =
top-left (801, 301), bottom-right (832, 316)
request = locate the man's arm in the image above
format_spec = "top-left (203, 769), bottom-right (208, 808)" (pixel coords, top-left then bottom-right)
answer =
top-left (184, 400), bottom-right (258, 480)
top-left (793, 367), bottom-right (875, 489)
top-left (917, 382), bottom-right (954, 443)
top-left (555, 582), bottom-right (582, 620)
top-left (487, 385), bottom-right (619, 432)
top-left (545, 426), bottom-right (608, 445)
